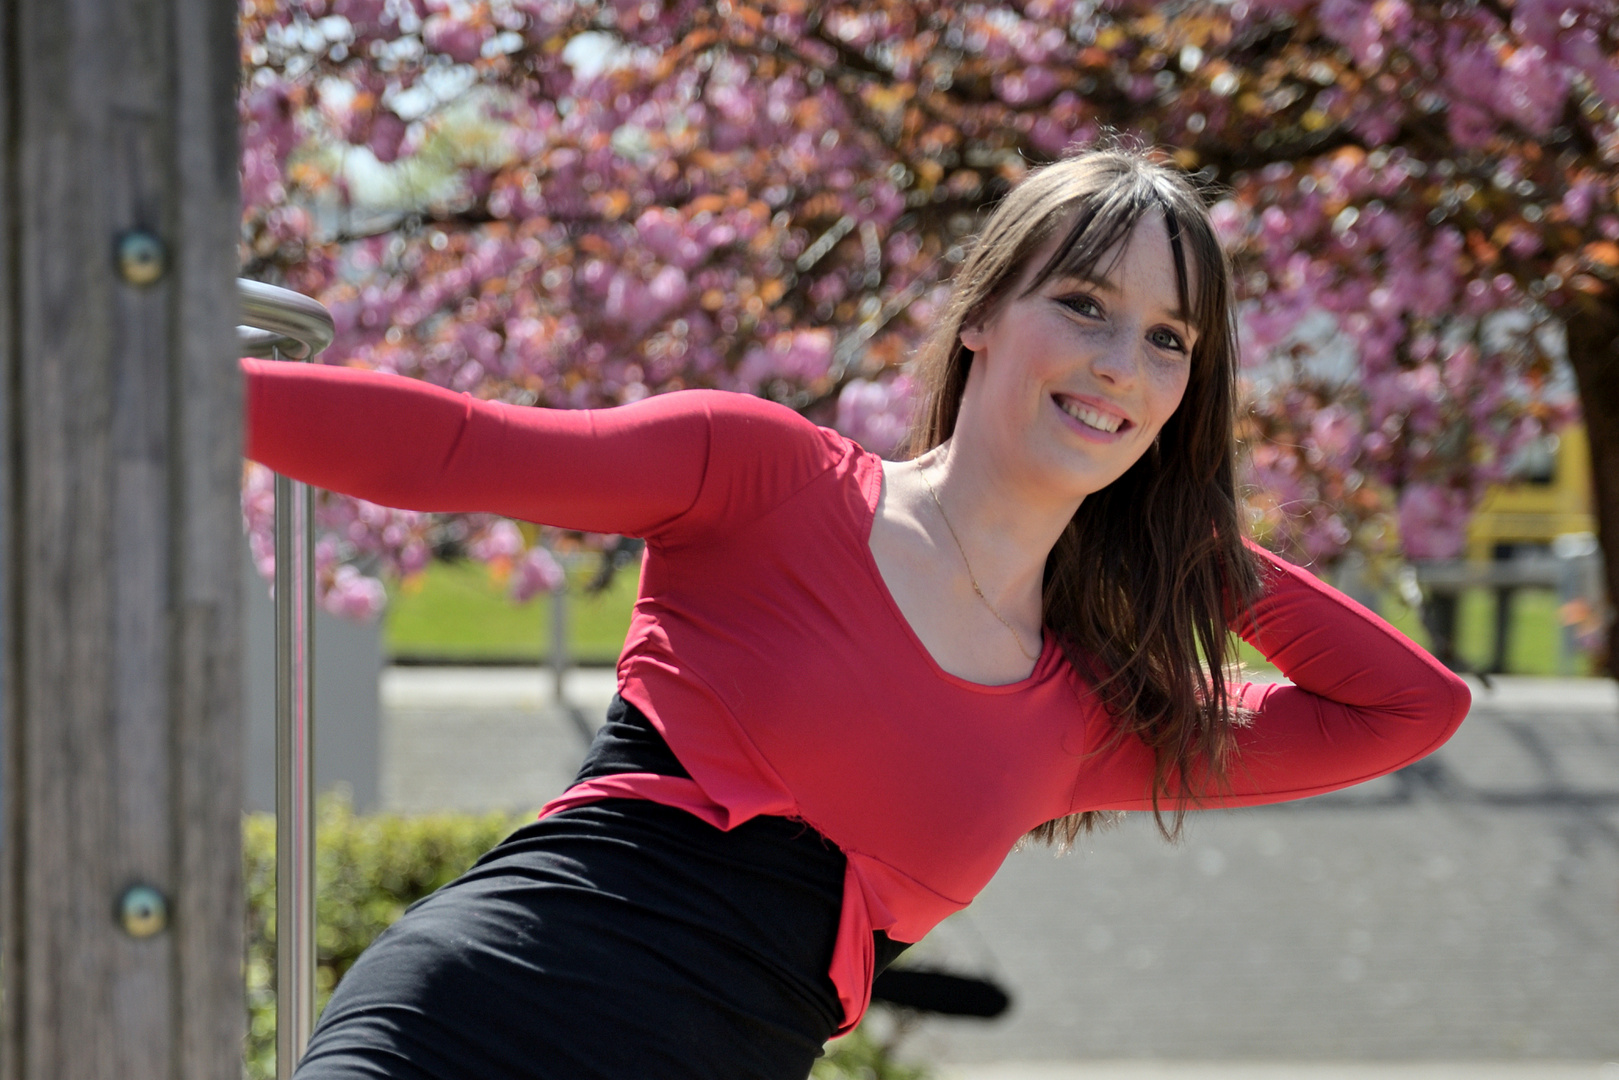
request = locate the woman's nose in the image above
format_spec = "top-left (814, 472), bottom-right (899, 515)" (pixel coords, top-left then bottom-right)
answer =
top-left (1090, 337), bottom-right (1138, 387)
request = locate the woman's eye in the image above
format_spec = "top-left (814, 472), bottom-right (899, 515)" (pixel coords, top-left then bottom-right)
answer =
top-left (1151, 328), bottom-right (1188, 354)
top-left (1060, 295), bottom-right (1102, 318)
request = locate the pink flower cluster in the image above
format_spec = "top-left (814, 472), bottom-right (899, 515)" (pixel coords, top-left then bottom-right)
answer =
top-left (835, 375), bottom-right (916, 458)
top-left (238, 0), bottom-right (1610, 610)
top-left (1246, 0), bottom-right (1619, 150)
top-left (1227, 149), bottom-right (1580, 564)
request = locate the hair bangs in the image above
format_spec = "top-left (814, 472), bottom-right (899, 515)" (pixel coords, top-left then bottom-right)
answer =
top-left (1025, 178), bottom-right (1154, 295)
top-left (1023, 176), bottom-right (1214, 358)
top-left (1150, 178), bottom-right (1234, 368)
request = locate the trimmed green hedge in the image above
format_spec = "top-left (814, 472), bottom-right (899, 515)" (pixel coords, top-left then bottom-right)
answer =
top-left (243, 798), bottom-right (522, 1079)
top-left (243, 797), bottom-right (927, 1080)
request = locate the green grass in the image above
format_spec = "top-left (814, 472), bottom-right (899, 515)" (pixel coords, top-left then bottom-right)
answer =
top-left (383, 558), bottom-right (640, 664)
top-left (387, 561), bottom-right (1589, 677)
top-left (1454, 587), bottom-right (1591, 675)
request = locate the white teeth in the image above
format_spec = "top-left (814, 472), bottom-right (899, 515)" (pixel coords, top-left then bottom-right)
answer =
top-left (1060, 399), bottom-right (1123, 433)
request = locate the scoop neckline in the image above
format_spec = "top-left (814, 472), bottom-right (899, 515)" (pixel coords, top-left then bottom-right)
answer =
top-left (855, 451), bottom-right (1060, 695)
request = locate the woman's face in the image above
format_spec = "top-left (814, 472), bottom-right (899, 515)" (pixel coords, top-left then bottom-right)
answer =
top-left (957, 209), bottom-right (1197, 501)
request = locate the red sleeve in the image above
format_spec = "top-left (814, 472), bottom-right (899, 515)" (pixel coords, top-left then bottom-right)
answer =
top-left (241, 358), bottom-right (841, 541)
top-left (1075, 540), bottom-right (1472, 813)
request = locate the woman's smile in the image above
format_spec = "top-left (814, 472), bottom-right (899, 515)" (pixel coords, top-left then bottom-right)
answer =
top-left (1053, 393), bottom-right (1131, 438)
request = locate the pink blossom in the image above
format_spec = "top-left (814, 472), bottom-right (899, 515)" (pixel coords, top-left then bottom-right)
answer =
top-left (636, 209), bottom-right (705, 269)
top-left (509, 546), bottom-right (565, 602)
top-left (809, 273), bottom-right (848, 307)
top-left (367, 111), bottom-right (408, 164)
top-left (422, 13), bottom-right (489, 64)
top-left (1439, 343), bottom-right (1478, 394)
top-left (645, 266), bottom-right (690, 318)
top-left (1260, 205), bottom-right (1292, 239)
top-left (240, 147), bottom-right (286, 208)
top-left (739, 329), bottom-right (834, 385)
top-left (1209, 200), bottom-right (1249, 246)
top-left (513, 0), bottom-right (571, 34)
top-left (994, 66), bottom-right (1060, 106)
top-left (1559, 28), bottom-right (1619, 104)
top-left (321, 565), bottom-right (387, 620)
top-left (1562, 178), bottom-right (1600, 225)
top-left (468, 519), bottom-right (525, 562)
top-left (332, 0), bottom-right (388, 38)
top-left (1509, 0), bottom-right (1563, 52)
top-left (1126, 75), bottom-right (1157, 103)
top-left (1299, 513), bottom-right (1354, 564)
top-left (1397, 483), bottom-right (1471, 560)
top-left (1444, 38), bottom-right (1501, 108)
top-left (1318, 0), bottom-right (1389, 68)
top-left (1028, 115), bottom-right (1077, 158)
top-left (1306, 404), bottom-right (1361, 467)
top-left (243, 79), bottom-right (299, 163)
top-left (1505, 226), bottom-right (1543, 257)
top-left (237, 0), bottom-right (1588, 623)
top-left (605, 266), bottom-right (689, 331)
top-left (835, 375), bottom-right (916, 457)
top-left (400, 540), bottom-right (431, 576)
top-left (1237, 304), bottom-right (1303, 356)
top-left (1497, 45), bottom-right (1569, 133)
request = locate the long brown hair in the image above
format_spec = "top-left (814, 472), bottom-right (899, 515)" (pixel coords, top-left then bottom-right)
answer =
top-left (904, 146), bottom-right (1262, 845)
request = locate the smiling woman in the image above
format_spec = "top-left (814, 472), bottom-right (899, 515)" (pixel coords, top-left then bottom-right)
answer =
top-left (890, 149), bottom-right (1257, 842)
top-left (242, 145), bottom-right (1469, 1080)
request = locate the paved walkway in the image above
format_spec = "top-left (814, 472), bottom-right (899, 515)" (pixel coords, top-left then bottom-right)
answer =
top-left (380, 666), bottom-right (615, 814)
top-left (379, 671), bottom-right (1619, 1067)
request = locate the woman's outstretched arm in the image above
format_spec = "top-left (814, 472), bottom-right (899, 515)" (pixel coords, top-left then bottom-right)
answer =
top-left (1077, 541), bottom-right (1472, 812)
top-left (243, 358), bottom-right (836, 539)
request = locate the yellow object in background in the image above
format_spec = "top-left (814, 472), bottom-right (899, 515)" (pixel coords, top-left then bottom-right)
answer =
top-left (1467, 424), bottom-right (1595, 559)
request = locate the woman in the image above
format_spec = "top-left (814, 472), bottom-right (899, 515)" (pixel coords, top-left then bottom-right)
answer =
top-left (245, 147), bottom-right (1470, 1080)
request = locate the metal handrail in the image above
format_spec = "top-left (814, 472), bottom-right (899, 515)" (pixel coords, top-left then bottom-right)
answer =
top-left (237, 278), bottom-right (327, 1079)
top-left (238, 278), bottom-right (335, 360)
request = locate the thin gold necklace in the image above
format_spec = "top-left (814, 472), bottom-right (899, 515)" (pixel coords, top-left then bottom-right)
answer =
top-left (916, 458), bottom-right (1040, 663)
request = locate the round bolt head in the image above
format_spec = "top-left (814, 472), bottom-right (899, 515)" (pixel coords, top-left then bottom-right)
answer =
top-left (118, 884), bottom-right (168, 938)
top-left (116, 231), bottom-right (166, 287)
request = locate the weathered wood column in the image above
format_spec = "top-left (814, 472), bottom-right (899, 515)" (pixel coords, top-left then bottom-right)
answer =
top-left (0, 0), bottom-right (244, 1076)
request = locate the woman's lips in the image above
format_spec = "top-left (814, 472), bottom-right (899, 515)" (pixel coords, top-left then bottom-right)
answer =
top-left (1053, 394), bottom-right (1132, 440)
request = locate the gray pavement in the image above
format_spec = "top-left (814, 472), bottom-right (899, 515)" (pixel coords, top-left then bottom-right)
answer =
top-left (380, 666), bottom-right (611, 813)
top-left (379, 671), bottom-right (1619, 1068)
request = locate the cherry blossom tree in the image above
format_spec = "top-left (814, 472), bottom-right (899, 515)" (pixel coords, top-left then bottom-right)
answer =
top-left (238, 0), bottom-right (1619, 662)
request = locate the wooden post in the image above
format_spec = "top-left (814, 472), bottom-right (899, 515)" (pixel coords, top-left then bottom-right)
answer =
top-left (0, 0), bottom-right (244, 1076)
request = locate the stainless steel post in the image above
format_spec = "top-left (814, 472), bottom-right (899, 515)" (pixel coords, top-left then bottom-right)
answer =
top-left (236, 280), bottom-right (333, 1080)
top-left (550, 576), bottom-right (568, 705)
top-left (274, 455), bottom-right (317, 1078)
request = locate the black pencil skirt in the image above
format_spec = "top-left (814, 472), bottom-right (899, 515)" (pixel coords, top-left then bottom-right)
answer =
top-left (293, 797), bottom-right (850, 1080)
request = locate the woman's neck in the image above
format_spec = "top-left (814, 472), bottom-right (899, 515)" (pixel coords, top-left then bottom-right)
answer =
top-left (870, 449), bottom-right (1053, 684)
top-left (907, 435), bottom-right (1081, 615)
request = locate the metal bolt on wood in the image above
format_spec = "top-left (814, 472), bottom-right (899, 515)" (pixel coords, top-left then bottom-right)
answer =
top-left (237, 279), bottom-right (335, 1079)
top-left (115, 229), bottom-right (167, 286)
top-left (117, 884), bottom-right (169, 938)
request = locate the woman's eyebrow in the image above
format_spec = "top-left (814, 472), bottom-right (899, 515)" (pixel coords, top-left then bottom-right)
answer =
top-left (1057, 270), bottom-right (1119, 294)
top-left (1054, 271), bottom-right (1191, 326)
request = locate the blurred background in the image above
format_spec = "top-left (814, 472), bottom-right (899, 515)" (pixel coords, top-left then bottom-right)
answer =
top-left (234, 1), bottom-right (1619, 1076)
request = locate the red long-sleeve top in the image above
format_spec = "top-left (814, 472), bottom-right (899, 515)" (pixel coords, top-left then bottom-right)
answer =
top-left (243, 358), bottom-right (1471, 1032)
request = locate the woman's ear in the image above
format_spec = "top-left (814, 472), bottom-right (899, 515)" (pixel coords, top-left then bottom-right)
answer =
top-left (959, 322), bottom-right (986, 352)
